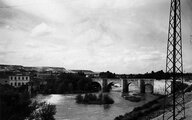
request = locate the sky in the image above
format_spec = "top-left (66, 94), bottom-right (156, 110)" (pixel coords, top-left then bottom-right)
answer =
top-left (0, 0), bottom-right (192, 74)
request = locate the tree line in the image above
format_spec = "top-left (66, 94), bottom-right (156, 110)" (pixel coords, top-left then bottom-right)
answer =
top-left (37, 73), bottom-right (100, 94)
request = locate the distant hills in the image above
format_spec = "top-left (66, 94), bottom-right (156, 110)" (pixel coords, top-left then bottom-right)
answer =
top-left (1, 64), bottom-right (192, 80)
top-left (0, 64), bottom-right (68, 73)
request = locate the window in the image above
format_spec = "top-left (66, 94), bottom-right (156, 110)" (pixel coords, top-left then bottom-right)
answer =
top-left (10, 83), bottom-right (13, 86)
top-left (18, 82), bottom-right (21, 86)
top-left (15, 82), bottom-right (17, 86)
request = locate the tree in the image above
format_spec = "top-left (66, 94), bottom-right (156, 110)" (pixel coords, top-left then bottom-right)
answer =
top-left (28, 102), bottom-right (56, 120)
top-left (0, 84), bottom-right (56, 120)
top-left (99, 71), bottom-right (116, 78)
top-left (0, 85), bottom-right (32, 120)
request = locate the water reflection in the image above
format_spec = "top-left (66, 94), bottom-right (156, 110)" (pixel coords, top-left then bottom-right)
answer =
top-left (44, 95), bottom-right (63, 104)
top-left (103, 104), bottom-right (111, 110)
top-left (36, 92), bottom-right (159, 120)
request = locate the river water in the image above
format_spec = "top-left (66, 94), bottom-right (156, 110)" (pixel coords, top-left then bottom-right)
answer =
top-left (35, 80), bottom-right (169, 120)
top-left (36, 92), bottom-right (159, 120)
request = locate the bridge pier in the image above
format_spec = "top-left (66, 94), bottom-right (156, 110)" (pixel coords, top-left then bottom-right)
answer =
top-left (122, 79), bottom-right (129, 93)
top-left (140, 79), bottom-right (145, 93)
top-left (102, 78), bottom-right (108, 92)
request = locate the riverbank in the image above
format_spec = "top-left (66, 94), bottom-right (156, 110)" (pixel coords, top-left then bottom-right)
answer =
top-left (114, 94), bottom-right (165, 120)
top-left (114, 83), bottom-right (192, 120)
top-left (152, 91), bottom-right (192, 120)
top-left (114, 91), bottom-right (192, 120)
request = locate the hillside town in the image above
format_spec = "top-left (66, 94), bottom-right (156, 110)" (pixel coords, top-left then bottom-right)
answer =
top-left (1, 64), bottom-right (192, 90)
top-left (0, 64), bottom-right (100, 91)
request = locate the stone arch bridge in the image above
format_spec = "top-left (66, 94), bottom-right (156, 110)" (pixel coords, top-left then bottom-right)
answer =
top-left (92, 78), bottom-right (155, 93)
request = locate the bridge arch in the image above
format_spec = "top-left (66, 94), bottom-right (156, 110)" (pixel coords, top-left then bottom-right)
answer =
top-left (107, 82), bottom-right (114, 91)
top-left (107, 81), bottom-right (114, 87)
top-left (91, 78), bottom-right (155, 93)
top-left (91, 81), bottom-right (102, 92)
top-left (144, 84), bottom-right (154, 93)
top-left (92, 78), bottom-right (122, 92)
top-left (128, 81), bottom-right (140, 92)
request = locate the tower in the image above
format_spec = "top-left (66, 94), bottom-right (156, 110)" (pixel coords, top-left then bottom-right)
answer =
top-left (163, 0), bottom-right (185, 120)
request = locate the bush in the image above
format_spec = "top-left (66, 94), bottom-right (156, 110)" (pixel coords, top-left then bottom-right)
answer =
top-left (83, 94), bottom-right (90, 103)
top-left (76, 94), bottom-right (83, 103)
top-left (124, 96), bottom-right (141, 102)
top-left (0, 85), bottom-right (32, 120)
top-left (27, 101), bottom-right (56, 120)
top-left (75, 93), bottom-right (114, 105)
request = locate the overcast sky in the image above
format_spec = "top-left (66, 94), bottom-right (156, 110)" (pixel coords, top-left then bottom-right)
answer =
top-left (0, 0), bottom-right (192, 73)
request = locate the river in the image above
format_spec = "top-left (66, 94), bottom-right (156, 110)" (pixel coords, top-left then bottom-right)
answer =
top-left (35, 80), bottom-right (170, 120)
top-left (35, 92), bottom-right (159, 120)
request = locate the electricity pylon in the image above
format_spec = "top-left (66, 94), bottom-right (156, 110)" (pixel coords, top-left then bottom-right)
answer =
top-left (163, 0), bottom-right (185, 120)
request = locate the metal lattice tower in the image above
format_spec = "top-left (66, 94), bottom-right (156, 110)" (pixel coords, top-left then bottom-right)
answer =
top-left (163, 0), bottom-right (185, 120)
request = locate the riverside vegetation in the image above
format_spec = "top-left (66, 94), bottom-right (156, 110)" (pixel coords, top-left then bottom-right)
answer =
top-left (36, 73), bottom-right (101, 94)
top-left (0, 84), bottom-right (56, 120)
top-left (75, 93), bottom-right (114, 104)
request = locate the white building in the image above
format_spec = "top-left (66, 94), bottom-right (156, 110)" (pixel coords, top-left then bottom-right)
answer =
top-left (9, 75), bottom-right (30, 87)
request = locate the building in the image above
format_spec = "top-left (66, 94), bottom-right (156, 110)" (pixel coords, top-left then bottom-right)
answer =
top-left (0, 77), bottom-right (9, 85)
top-left (9, 75), bottom-right (30, 87)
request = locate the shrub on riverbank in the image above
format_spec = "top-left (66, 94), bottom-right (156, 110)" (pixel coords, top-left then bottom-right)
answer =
top-left (76, 93), bottom-right (114, 104)
top-left (27, 101), bottom-right (56, 120)
top-left (124, 96), bottom-right (142, 102)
